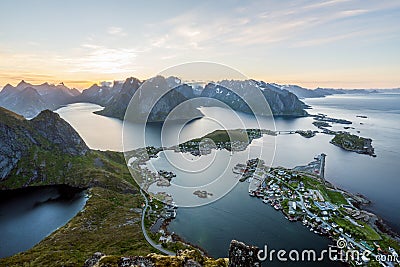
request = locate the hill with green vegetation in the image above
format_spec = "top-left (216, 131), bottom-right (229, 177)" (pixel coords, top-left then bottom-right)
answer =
top-left (330, 132), bottom-right (375, 156)
top-left (0, 107), bottom-right (134, 191)
top-left (0, 108), bottom-right (151, 266)
top-left (0, 107), bottom-right (230, 266)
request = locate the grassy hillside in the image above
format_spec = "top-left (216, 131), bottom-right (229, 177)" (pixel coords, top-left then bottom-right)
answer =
top-left (0, 108), bottom-right (229, 266)
top-left (0, 147), bottom-right (157, 266)
top-left (1, 149), bottom-right (135, 192)
top-left (0, 187), bottom-right (154, 266)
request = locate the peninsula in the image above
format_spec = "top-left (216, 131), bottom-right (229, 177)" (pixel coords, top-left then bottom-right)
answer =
top-left (239, 154), bottom-right (399, 266)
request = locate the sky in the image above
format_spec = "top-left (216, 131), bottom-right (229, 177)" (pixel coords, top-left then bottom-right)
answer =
top-left (0, 0), bottom-right (399, 90)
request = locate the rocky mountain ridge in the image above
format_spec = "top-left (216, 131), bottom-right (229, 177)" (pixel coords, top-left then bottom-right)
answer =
top-left (0, 81), bottom-right (80, 118)
top-left (5, 76), bottom-right (387, 120)
top-left (0, 107), bottom-right (89, 182)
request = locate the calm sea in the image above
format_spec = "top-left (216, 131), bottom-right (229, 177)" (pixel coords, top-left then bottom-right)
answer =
top-left (54, 94), bottom-right (400, 265)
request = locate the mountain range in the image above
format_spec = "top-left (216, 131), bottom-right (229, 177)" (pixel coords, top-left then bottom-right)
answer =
top-left (0, 81), bottom-right (80, 118)
top-left (1, 77), bottom-right (398, 120)
top-left (272, 84), bottom-right (400, 99)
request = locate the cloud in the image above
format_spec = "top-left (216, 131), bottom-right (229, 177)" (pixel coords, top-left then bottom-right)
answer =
top-left (142, 0), bottom-right (400, 52)
top-left (0, 72), bottom-right (54, 81)
top-left (292, 31), bottom-right (364, 47)
top-left (60, 44), bottom-right (137, 74)
top-left (302, 0), bottom-right (351, 10)
top-left (339, 9), bottom-right (369, 16)
top-left (107, 26), bottom-right (127, 37)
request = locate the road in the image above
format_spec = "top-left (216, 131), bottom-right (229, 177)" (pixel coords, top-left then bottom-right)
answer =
top-left (140, 189), bottom-right (176, 256)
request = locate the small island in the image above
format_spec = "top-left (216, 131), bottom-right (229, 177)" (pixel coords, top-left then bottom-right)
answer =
top-left (312, 113), bottom-right (352, 125)
top-left (174, 127), bottom-right (376, 158)
top-left (312, 121), bottom-right (332, 128)
top-left (330, 132), bottom-right (376, 157)
top-left (176, 129), bottom-right (272, 155)
top-left (193, 190), bottom-right (213, 198)
top-left (295, 130), bottom-right (317, 138)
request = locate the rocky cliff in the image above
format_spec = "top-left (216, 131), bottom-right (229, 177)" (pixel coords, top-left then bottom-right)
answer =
top-left (0, 108), bottom-right (89, 182)
top-left (30, 110), bottom-right (89, 156)
top-left (94, 76), bottom-right (308, 122)
top-left (94, 77), bottom-right (141, 120)
top-left (97, 76), bottom-right (201, 122)
top-left (82, 239), bottom-right (260, 267)
top-left (201, 80), bottom-right (308, 116)
top-left (0, 107), bottom-right (136, 193)
top-left (75, 81), bottom-right (123, 106)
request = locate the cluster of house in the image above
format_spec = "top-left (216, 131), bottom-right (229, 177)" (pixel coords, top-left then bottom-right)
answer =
top-left (343, 205), bottom-right (372, 223)
top-left (147, 200), bottom-right (178, 245)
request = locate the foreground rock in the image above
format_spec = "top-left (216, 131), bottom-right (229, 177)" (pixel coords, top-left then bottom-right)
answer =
top-left (228, 240), bottom-right (260, 267)
top-left (84, 249), bottom-right (228, 267)
top-left (83, 240), bottom-right (262, 267)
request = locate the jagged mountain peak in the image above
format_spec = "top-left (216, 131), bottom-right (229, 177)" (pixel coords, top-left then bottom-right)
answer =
top-left (88, 83), bottom-right (100, 89)
top-left (0, 107), bottom-right (89, 180)
top-left (123, 77), bottom-right (141, 87)
top-left (1, 84), bottom-right (18, 93)
top-left (30, 109), bottom-right (89, 156)
top-left (31, 109), bottom-right (60, 120)
top-left (16, 80), bottom-right (32, 89)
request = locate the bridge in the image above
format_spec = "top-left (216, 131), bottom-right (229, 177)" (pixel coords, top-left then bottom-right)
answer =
top-left (275, 130), bottom-right (296, 135)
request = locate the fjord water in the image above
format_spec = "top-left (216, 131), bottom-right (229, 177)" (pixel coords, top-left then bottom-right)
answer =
top-left (53, 94), bottom-right (400, 263)
top-left (56, 103), bottom-right (125, 151)
top-left (0, 186), bottom-right (86, 258)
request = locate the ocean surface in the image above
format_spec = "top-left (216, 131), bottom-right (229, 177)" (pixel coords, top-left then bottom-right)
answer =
top-left (52, 94), bottom-right (399, 264)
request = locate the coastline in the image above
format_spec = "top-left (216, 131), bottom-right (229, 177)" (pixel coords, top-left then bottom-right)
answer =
top-left (141, 148), bottom-right (400, 265)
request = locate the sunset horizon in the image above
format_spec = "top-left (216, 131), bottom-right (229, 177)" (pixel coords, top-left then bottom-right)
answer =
top-left (1, 0), bottom-right (399, 90)
top-left (1, 1), bottom-right (400, 266)
top-left (1, 74), bottom-right (399, 91)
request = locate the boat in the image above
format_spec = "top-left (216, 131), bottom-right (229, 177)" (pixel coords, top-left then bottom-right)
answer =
top-left (274, 204), bottom-right (281, 210)
top-left (262, 199), bottom-right (269, 204)
top-left (249, 191), bottom-right (256, 197)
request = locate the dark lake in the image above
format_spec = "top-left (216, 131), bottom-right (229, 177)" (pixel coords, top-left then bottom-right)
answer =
top-left (0, 185), bottom-right (87, 258)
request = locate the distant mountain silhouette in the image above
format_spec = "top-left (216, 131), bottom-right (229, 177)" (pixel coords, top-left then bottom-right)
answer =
top-left (0, 81), bottom-right (80, 118)
top-left (2, 77), bottom-right (390, 120)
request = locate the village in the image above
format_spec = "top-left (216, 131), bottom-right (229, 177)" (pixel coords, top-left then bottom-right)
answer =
top-left (234, 154), bottom-right (399, 266)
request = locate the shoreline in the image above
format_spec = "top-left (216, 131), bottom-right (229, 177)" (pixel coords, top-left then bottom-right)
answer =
top-left (143, 154), bottom-right (399, 264)
top-left (129, 126), bottom-right (393, 264)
